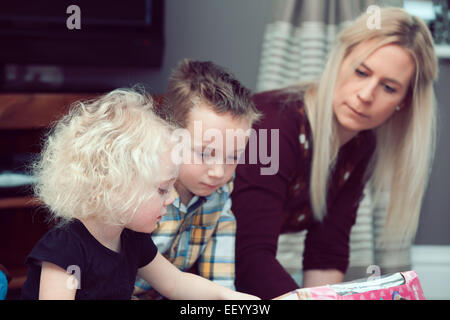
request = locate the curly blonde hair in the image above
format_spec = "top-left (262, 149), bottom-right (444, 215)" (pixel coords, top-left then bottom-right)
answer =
top-left (33, 88), bottom-right (176, 226)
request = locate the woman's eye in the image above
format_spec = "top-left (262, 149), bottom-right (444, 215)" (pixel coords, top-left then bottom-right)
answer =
top-left (383, 84), bottom-right (396, 94)
top-left (355, 69), bottom-right (368, 77)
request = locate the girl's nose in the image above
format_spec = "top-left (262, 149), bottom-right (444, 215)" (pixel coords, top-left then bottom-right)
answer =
top-left (164, 190), bottom-right (176, 206)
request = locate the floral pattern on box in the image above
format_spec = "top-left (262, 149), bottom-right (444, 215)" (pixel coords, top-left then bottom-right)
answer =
top-left (275, 271), bottom-right (425, 300)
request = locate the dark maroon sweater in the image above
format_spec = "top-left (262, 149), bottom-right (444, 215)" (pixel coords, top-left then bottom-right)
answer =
top-left (232, 89), bottom-right (376, 299)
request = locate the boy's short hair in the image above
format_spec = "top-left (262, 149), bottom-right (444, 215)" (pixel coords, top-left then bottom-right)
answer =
top-left (33, 88), bottom-right (175, 226)
top-left (161, 59), bottom-right (261, 127)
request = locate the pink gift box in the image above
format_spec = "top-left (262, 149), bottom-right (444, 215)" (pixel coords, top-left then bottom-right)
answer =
top-left (275, 271), bottom-right (425, 300)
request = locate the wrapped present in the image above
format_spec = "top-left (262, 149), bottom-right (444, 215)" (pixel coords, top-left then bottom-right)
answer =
top-left (275, 271), bottom-right (425, 300)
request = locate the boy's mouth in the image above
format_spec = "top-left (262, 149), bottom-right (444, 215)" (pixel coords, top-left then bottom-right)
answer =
top-left (200, 182), bottom-right (220, 190)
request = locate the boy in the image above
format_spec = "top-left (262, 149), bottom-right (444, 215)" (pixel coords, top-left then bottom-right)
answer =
top-left (134, 60), bottom-right (260, 299)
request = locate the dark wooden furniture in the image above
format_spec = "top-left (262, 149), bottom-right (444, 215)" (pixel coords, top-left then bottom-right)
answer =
top-left (0, 93), bottom-right (98, 297)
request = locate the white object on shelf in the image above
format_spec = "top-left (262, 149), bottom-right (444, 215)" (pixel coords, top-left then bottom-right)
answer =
top-left (0, 172), bottom-right (36, 187)
top-left (435, 45), bottom-right (450, 59)
top-left (404, 0), bottom-right (436, 22)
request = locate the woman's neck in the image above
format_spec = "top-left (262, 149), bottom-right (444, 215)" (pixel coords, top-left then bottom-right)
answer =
top-left (336, 125), bottom-right (359, 148)
top-left (79, 217), bottom-right (124, 253)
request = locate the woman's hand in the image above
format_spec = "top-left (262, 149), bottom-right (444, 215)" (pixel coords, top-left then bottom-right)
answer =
top-left (302, 269), bottom-right (344, 288)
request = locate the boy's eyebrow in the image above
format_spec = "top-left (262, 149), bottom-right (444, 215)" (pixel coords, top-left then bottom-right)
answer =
top-left (193, 144), bottom-right (246, 154)
top-left (202, 137), bottom-right (215, 143)
top-left (360, 63), bottom-right (403, 87)
top-left (233, 148), bottom-right (245, 154)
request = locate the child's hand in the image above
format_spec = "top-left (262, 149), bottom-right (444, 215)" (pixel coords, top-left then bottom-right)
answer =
top-left (235, 292), bottom-right (261, 300)
top-left (139, 252), bottom-right (262, 300)
top-left (223, 289), bottom-right (261, 300)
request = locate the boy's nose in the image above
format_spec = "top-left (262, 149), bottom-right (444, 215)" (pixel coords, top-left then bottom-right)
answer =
top-left (208, 163), bottom-right (225, 179)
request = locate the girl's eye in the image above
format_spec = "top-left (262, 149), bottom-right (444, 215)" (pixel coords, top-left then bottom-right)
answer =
top-left (355, 68), bottom-right (368, 77)
top-left (158, 188), bottom-right (169, 196)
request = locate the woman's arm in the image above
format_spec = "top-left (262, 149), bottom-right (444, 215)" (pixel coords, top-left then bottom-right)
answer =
top-left (232, 92), bottom-right (303, 299)
top-left (39, 261), bottom-right (77, 300)
top-left (302, 131), bottom-right (376, 285)
top-left (137, 252), bottom-right (260, 300)
top-left (233, 169), bottom-right (299, 299)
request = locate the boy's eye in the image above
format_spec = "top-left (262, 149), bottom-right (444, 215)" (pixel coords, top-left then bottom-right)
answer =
top-left (227, 155), bottom-right (239, 162)
top-left (195, 149), bottom-right (213, 158)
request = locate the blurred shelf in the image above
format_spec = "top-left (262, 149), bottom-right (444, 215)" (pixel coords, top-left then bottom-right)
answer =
top-left (0, 93), bottom-right (98, 129)
top-left (0, 196), bottom-right (41, 210)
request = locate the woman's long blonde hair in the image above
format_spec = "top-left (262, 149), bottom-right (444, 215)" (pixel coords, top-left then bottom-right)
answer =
top-left (299, 7), bottom-right (438, 246)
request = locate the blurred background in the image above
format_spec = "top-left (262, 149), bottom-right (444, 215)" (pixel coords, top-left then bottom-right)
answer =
top-left (0, 0), bottom-right (449, 299)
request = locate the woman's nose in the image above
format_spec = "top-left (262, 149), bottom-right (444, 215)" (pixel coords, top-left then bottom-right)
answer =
top-left (357, 80), bottom-right (377, 103)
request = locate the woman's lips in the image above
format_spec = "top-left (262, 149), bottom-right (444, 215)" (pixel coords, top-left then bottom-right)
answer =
top-left (346, 103), bottom-right (368, 118)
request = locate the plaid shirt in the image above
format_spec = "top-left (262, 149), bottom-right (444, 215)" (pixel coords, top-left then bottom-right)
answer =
top-left (134, 179), bottom-right (236, 297)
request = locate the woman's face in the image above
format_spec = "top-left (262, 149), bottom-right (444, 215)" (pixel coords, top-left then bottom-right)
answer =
top-left (333, 41), bottom-right (415, 144)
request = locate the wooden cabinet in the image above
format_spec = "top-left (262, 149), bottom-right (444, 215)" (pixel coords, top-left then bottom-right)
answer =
top-left (0, 93), bottom-right (99, 297)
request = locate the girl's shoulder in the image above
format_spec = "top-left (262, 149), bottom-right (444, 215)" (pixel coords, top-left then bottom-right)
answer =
top-left (25, 220), bottom-right (87, 271)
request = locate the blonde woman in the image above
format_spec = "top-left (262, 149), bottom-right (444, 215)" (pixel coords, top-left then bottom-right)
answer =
top-left (232, 7), bottom-right (438, 299)
top-left (21, 88), bottom-right (259, 300)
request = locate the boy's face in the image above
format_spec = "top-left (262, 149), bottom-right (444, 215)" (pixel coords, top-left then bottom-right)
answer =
top-left (176, 103), bottom-right (250, 204)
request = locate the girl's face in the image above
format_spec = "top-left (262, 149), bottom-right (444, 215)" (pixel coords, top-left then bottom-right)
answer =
top-left (126, 154), bottom-right (178, 233)
top-left (333, 41), bottom-right (415, 144)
